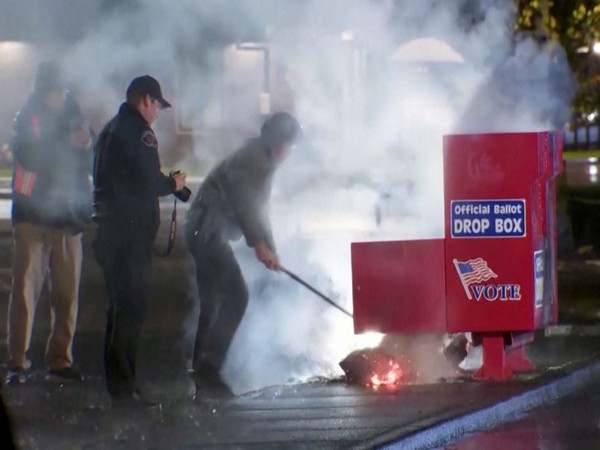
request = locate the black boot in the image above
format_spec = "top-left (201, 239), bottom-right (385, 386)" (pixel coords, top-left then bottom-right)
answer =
top-left (192, 365), bottom-right (234, 399)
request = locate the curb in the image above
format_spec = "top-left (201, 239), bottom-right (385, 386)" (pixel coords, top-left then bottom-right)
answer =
top-left (545, 324), bottom-right (600, 336)
top-left (369, 359), bottom-right (600, 450)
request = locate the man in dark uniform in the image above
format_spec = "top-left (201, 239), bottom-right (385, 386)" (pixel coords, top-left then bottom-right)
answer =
top-left (93, 75), bottom-right (187, 407)
top-left (185, 112), bottom-right (301, 396)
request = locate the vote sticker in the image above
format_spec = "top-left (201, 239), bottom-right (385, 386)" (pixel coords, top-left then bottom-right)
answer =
top-left (451, 199), bottom-right (526, 238)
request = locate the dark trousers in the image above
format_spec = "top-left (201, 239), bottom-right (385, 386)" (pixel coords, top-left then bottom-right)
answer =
top-left (189, 234), bottom-right (248, 375)
top-left (94, 227), bottom-right (151, 397)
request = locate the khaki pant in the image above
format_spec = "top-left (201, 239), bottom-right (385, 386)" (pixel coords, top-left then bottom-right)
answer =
top-left (7, 223), bottom-right (82, 370)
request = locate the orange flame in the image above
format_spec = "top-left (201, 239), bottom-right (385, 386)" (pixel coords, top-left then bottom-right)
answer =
top-left (369, 360), bottom-right (403, 387)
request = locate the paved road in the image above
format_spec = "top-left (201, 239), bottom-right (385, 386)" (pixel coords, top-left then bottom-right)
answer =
top-left (3, 334), bottom-right (600, 450)
top-left (1, 375), bottom-right (534, 450)
top-left (443, 383), bottom-right (600, 450)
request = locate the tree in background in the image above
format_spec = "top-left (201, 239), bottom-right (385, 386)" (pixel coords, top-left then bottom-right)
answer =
top-left (516, 0), bottom-right (600, 125)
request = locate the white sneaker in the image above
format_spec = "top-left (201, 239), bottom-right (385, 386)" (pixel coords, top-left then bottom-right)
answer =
top-left (459, 345), bottom-right (483, 372)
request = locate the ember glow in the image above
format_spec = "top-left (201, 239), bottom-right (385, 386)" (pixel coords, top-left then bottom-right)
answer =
top-left (369, 359), bottom-right (404, 387)
top-left (339, 347), bottom-right (414, 388)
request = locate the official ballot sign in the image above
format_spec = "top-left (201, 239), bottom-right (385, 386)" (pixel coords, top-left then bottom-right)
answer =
top-left (451, 199), bottom-right (526, 238)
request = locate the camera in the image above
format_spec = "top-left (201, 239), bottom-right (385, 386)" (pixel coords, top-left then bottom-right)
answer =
top-left (172, 171), bottom-right (192, 202)
top-left (175, 186), bottom-right (192, 202)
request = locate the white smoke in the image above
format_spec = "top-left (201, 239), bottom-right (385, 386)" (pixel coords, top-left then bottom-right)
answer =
top-left (221, 3), bottom-right (570, 391)
top-left (9, 0), bottom-right (574, 392)
top-left (223, 0), bottom-right (574, 392)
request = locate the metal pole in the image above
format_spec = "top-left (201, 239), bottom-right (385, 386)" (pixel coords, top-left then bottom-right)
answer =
top-left (281, 267), bottom-right (354, 319)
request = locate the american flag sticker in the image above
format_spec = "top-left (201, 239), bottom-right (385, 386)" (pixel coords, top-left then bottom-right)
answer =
top-left (453, 258), bottom-right (498, 300)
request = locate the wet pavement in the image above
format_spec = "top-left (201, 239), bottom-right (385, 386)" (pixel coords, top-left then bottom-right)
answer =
top-left (1, 374), bottom-right (534, 449)
top-left (2, 333), bottom-right (600, 449)
top-left (442, 383), bottom-right (600, 450)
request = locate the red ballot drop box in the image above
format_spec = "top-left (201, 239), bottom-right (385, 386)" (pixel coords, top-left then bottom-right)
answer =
top-left (352, 132), bottom-right (562, 379)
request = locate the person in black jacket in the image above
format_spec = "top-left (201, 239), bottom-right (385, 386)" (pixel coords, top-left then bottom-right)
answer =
top-left (93, 75), bottom-right (187, 408)
top-left (185, 112), bottom-right (301, 397)
top-left (5, 61), bottom-right (91, 385)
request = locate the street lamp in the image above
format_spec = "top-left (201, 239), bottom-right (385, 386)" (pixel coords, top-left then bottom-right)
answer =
top-left (341, 30), bottom-right (355, 42)
top-left (236, 42), bottom-right (270, 115)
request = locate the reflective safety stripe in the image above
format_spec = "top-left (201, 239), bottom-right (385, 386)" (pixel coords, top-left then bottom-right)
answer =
top-left (31, 115), bottom-right (41, 139)
top-left (13, 164), bottom-right (37, 197)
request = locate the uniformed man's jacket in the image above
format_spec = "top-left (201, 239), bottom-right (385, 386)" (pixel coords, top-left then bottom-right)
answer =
top-left (10, 93), bottom-right (92, 232)
top-left (186, 137), bottom-right (276, 250)
top-left (93, 102), bottom-right (175, 240)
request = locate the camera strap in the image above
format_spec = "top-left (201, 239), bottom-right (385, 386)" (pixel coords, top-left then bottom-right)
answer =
top-left (155, 197), bottom-right (178, 257)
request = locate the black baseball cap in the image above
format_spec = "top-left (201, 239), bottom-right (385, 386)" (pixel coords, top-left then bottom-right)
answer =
top-left (260, 112), bottom-right (302, 146)
top-left (126, 75), bottom-right (171, 108)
